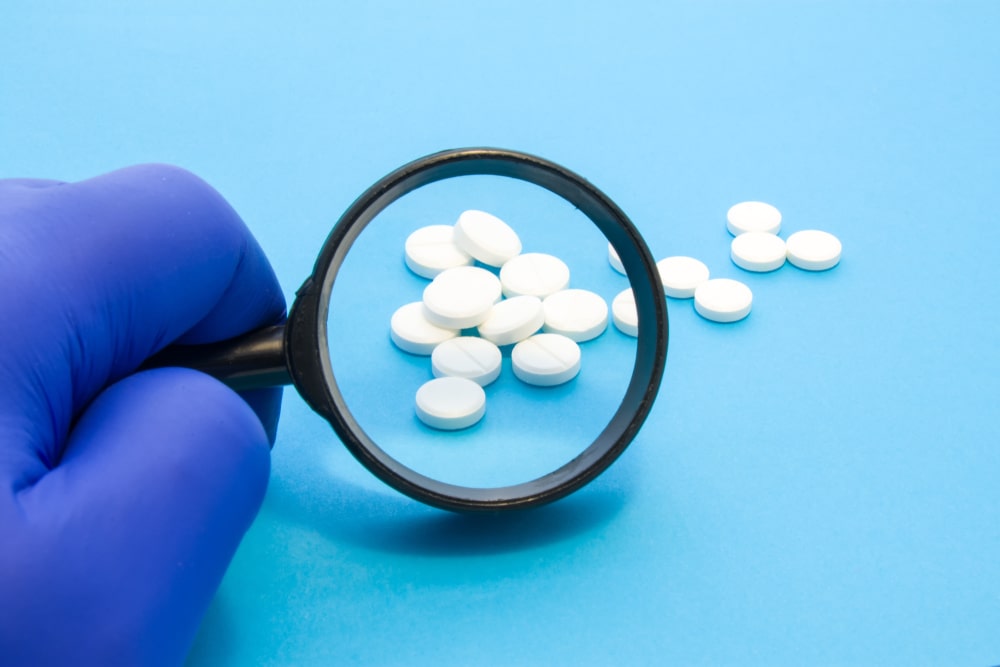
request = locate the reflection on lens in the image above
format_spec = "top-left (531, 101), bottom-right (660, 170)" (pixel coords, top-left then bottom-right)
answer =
top-left (326, 174), bottom-right (639, 490)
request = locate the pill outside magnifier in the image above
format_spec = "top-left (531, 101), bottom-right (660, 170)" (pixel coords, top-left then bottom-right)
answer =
top-left (154, 148), bottom-right (668, 512)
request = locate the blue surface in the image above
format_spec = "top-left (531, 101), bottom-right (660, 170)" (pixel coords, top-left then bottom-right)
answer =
top-left (3, 2), bottom-right (999, 665)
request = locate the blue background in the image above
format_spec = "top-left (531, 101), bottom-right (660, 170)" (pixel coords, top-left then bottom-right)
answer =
top-left (3, 2), bottom-right (999, 665)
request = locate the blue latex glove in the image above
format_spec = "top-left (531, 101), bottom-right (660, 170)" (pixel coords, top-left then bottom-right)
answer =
top-left (0, 165), bottom-right (286, 666)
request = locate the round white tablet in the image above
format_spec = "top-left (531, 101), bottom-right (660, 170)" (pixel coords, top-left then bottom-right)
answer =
top-left (730, 232), bottom-right (787, 272)
top-left (726, 201), bottom-right (782, 236)
top-left (422, 266), bottom-right (502, 329)
top-left (404, 224), bottom-right (473, 278)
top-left (657, 256), bottom-right (710, 298)
top-left (693, 279), bottom-right (753, 323)
top-left (415, 377), bottom-right (486, 430)
top-left (542, 289), bottom-right (608, 342)
top-left (608, 242), bottom-right (626, 275)
top-left (511, 333), bottom-right (581, 387)
top-left (432, 336), bottom-right (502, 386)
top-left (453, 209), bottom-right (522, 267)
top-left (785, 230), bottom-right (842, 271)
top-left (611, 288), bottom-right (638, 337)
top-left (476, 295), bottom-right (545, 346)
top-left (390, 302), bottom-right (458, 355)
top-left (499, 252), bottom-right (570, 298)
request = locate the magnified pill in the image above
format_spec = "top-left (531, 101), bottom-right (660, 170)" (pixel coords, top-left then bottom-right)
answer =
top-left (785, 230), bottom-right (842, 271)
top-left (499, 252), bottom-right (570, 298)
top-left (693, 278), bottom-right (752, 323)
top-left (657, 256), bottom-right (710, 298)
top-left (727, 201), bottom-right (782, 236)
top-left (422, 266), bottom-right (502, 329)
top-left (511, 333), bottom-right (581, 387)
top-left (730, 232), bottom-right (787, 272)
top-left (390, 302), bottom-right (459, 355)
top-left (415, 377), bottom-right (486, 430)
top-left (432, 337), bottom-right (502, 386)
top-left (453, 209), bottom-right (522, 267)
top-left (476, 295), bottom-right (545, 346)
top-left (608, 242), bottom-right (626, 275)
top-left (404, 224), bottom-right (473, 278)
top-left (611, 288), bottom-right (638, 337)
top-left (542, 289), bottom-right (608, 342)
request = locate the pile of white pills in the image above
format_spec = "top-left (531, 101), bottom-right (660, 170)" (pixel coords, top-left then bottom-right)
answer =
top-left (395, 200), bottom-right (841, 427)
top-left (605, 200), bottom-right (841, 327)
top-left (394, 211), bottom-right (611, 430)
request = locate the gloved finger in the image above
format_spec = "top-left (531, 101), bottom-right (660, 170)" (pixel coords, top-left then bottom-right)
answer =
top-left (240, 387), bottom-right (282, 445)
top-left (0, 164), bottom-right (286, 481)
top-left (12, 368), bottom-right (270, 666)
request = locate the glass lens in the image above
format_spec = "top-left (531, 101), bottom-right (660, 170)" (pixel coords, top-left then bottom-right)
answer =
top-left (324, 173), bottom-right (642, 491)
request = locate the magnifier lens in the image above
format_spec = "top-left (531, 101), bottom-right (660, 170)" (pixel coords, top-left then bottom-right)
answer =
top-left (143, 149), bottom-right (665, 510)
top-left (325, 174), bottom-right (639, 491)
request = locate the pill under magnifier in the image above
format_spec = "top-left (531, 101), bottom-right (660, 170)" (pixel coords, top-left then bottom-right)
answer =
top-left (607, 242), bottom-right (626, 275)
top-left (730, 232), bottom-right (787, 272)
top-left (511, 333), bottom-right (581, 387)
top-left (785, 230), bottom-right (842, 271)
top-left (726, 201), bottom-right (782, 236)
top-left (422, 265), bottom-right (502, 329)
top-left (611, 288), bottom-right (638, 337)
top-left (499, 252), bottom-right (570, 299)
top-left (453, 209), bottom-right (522, 267)
top-left (693, 278), bottom-right (753, 323)
top-left (390, 301), bottom-right (459, 355)
top-left (657, 256), bottom-right (710, 298)
top-left (415, 376), bottom-right (486, 430)
top-left (431, 336), bottom-right (502, 386)
top-left (476, 295), bottom-right (545, 346)
top-left (404, 224), bottom-right (474, 278)
top-left (542, 289), bottom-right (608, 342)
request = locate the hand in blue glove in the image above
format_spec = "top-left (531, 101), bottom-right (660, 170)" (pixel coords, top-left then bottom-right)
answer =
top-left (0, 165), bottom-right (286, 666)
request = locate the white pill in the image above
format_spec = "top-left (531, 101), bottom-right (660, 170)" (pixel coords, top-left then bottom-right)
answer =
top-left (657, 256), bottom-right (710, 298)
top-left (415, 377), bottom-right (486, 430)
top-left (726, 201), bottom-right (782, 236)
top-left (611, 288), bottom-right (638, 337)
top-left (511, 333), bottom-right (581, 387)
top-left (431, 337), bottom-right (502, 386)
top-left (453, 209), bottom-right (522, 267)
top-left (785, 230), bottom-right (842, 271)
top-left (422, 266), bottom-right (502, 329)
top-left (404, 224), bottom-right (473, 278)
top-left (608, 242), bottom-right (626, 275)
top-left (499, 252), bottom-right (570, 298)
top-left (730, 232), bottom-right (787, 272)
top-left (390, 302), bottom-right (458, 355)
top-left (693, 278), bottom-right (753, 323)
top-left (542, 289), bottom-right (608, 342)
top-left (476, 295), bottom-right (545, 346)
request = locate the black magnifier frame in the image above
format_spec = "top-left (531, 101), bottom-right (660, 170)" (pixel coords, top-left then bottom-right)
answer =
top-left (158, 148), bottom-right (668, 512)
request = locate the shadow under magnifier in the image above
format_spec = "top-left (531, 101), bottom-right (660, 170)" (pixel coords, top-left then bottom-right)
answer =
top-left (325, 174), bottom-right (640, 491)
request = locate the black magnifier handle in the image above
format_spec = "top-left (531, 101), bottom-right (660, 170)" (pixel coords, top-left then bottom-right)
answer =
top-left (143, 325), bottom-right (292, 392)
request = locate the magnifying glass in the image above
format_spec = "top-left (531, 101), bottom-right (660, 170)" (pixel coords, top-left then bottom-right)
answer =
top-left (154, 148), bottom-right (668, 512)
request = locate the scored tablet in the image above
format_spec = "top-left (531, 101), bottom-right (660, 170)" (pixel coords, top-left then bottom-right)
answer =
top-left (404, 224), bottom-right (474, 278)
